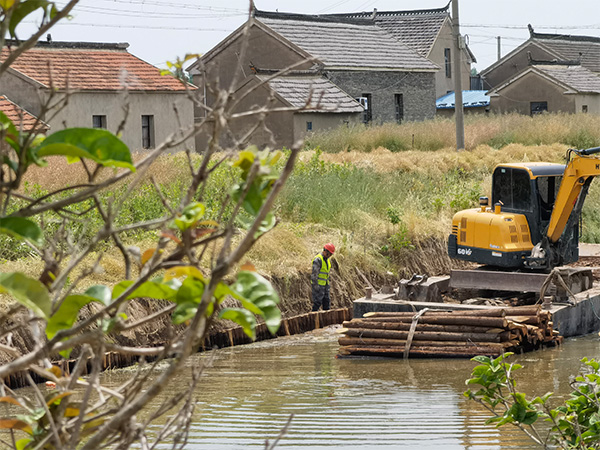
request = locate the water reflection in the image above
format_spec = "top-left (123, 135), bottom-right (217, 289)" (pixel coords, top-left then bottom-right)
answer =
top-left (102, 327), bottom-right (600, 449)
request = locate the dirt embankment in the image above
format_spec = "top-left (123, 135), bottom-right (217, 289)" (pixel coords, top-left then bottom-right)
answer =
top-left (0, 238), bottom-right (454, 369)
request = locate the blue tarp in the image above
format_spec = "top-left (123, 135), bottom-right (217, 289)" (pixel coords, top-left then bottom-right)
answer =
top-left (436, 90), bottom-right (489, 109)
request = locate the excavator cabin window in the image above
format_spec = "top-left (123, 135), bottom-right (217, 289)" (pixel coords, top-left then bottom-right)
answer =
top-left (536, 175), bottom-right (561, 221)
top-left (492, 167), bottom-right (531, 211)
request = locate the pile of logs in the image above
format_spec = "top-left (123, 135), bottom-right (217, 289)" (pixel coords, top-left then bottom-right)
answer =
top-left (338, 306), bottom-right (562, 358)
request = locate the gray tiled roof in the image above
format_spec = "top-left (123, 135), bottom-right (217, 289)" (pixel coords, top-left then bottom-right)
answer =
top-left (255, 12), bottom-right (437, 71)
top-left (331, 7), bottom-right (449, 57)
top-left (257, 75), bottom-right (364, 113)
top-left (533, 34), bottom-right (600, 73)
top-left (535, 64), bottom-right (600, 93)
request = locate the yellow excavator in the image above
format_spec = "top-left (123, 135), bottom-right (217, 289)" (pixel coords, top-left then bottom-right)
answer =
top-left (447, 146), bottom-right (600, 296)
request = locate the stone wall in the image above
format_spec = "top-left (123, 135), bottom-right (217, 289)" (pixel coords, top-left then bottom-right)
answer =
top-left (326, 70), bottom-right (436, 123)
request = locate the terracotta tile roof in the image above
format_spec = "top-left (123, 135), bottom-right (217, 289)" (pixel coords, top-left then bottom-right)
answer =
top-left (257, 75), bottom-right (364, 113)
top-left (0, 95), bottom-right (47, 132)
top-left (2, 42), bottom-right (191, 91)
top-left (255, 11), bottom-right (438, 71)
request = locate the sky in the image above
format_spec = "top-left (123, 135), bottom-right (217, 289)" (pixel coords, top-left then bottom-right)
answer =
top-left (17, 0), bottom-right (600, 72)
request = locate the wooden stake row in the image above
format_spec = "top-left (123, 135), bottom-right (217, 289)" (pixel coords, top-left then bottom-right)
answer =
top-left (3, 308), bottom-right (353, 390)
top-left (338, 305), bottom-right (562, 359)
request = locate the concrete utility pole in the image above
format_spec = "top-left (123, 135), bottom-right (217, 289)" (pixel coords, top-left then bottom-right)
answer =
top-left (452, 0), bottom-right (465, 151)
top-left (497, 36), bottom-right (502, 60)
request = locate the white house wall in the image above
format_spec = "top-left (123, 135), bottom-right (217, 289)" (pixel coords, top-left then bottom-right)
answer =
top-left (428, 20), bottom-right (471, 98)
top-left (293, 112), bottom-right (360, 144)
top-left (574, 94), bottom-right (600, 114)
top-left (0, 71), bottom-right (44, 117)
top-left (47, 92), bottom-right (194, 152)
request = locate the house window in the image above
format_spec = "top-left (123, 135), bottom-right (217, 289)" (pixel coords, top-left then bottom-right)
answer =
top-left (394, 94), bottom-right (404, 123)
top-left (92, 115), bottom-right (106, 129)
top-left (141, 115), bottom-right (155, 149)
top-left (357, 93), bottom-right (372, 123)
top-left (530, 102), bottom-right (548, 115)
top-left (582, 105), bottom-right (588, 113)
top-left (306, 121), bottom-right (313, 131)
top-left (444, 48), bottom-right (452, 78)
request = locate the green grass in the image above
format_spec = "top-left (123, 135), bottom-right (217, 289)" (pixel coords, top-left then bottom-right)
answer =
top-left (275, 150), bottom-right (483, 235)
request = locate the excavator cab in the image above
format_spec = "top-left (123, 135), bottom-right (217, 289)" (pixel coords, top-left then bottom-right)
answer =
top-left (448, 162), bottom-right (577, 269)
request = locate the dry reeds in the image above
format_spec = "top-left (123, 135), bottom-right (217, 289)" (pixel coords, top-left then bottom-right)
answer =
top-left (305, 112), bottom-right (600, 153)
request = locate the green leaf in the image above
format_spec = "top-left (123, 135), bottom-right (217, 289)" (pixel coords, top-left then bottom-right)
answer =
top-left (8, 1), bottom-right (51, 38)
top-left (231, 149), bottom-right (256, 174)
top-left (175, 277), bottom-right (205, 304)
top-left (112, 280), bottom-right (177, 301)
top-left (219, 307), bottom-right (256, 340)
top-left (214, 282), bottom-right (234, 302)
top-left (0, 217), bottom-right (43, 246)
top-left (254, 299), bottom-right (281, 332)
top-left (589, 412), bottom-right (600, 425)
top-left (522, 411), bottom-right (539, 425)
top-left (83, 285), bottom-right (112, 306)
top-left (172, 202), bottom-right (206, 231)
top-left (0, 272), bottom-right (50, 318)
top-left (15, 438), bottom-right (33, 450)
top-left (3, 156), bottom-right (18, 173)
top-left (172, 302), bottom-right (198, 324)
top-left (47, 291), bottom-right (106, 340)
top-left (0, 110), bottom-right (17, 137)
top-left (230, 271), bottom-right (281, 334)
top-left (508, 402), bottom-right (527, 422)
top-left (471, 355), bottom-right (491, 364)
top-left (35, 128), bottom-right (134, 171)
top-left (47, 284), bottom-right (113, 340)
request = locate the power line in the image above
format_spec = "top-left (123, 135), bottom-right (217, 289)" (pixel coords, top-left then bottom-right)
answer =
top-left (68, 3), bottom-right (244, 19)
top-left (82, 0), bottom-right (246, 14)
top-left (463, 23), bottom-right (600, 30)
top-left (24, 21), bottom-right (232, 31)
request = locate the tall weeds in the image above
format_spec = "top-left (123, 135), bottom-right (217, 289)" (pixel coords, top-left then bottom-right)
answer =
top-left (7, 115), bottom-right (600, 280)
top-left (305, 113), bottom-right (600, 152)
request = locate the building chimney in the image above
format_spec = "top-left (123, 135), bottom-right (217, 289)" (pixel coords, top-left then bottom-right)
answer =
top-left (371, 8), bottom-right (377, 19)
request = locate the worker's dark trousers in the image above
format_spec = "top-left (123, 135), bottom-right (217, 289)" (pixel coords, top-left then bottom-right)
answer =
top-left (312, 284), bottom-right (330, 311)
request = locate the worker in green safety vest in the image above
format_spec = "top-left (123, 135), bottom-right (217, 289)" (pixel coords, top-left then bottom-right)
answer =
top-left (311, 243), bottom-right (335, 311)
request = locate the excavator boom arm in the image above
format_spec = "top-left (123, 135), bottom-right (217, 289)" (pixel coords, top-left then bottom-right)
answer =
top-left (546, 147), bottom-right (600, 243)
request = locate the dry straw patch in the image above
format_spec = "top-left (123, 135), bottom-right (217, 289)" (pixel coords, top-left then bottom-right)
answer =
top-left (20, 152), bottom-right (195, 192)
top-left (300, 143), bottom-right (569, 175)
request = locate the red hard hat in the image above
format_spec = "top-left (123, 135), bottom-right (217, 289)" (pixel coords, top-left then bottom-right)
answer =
top-left (323, 243), bottom-right (335, 254)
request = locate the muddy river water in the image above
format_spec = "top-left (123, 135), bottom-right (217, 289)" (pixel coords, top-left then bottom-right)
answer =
top-left (103, 327), bottom-right (600, 449)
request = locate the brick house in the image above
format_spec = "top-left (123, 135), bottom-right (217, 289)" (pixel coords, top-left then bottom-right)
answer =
top-left (0, 41), bottom-right (195, 152)
top-left (188, 8), bottom-right (440, 149)
top-left (332, 4), bottom-right (476, 99)
top-left (481, 25), bottom-right (600, 91)
top-left (487, 62), bottom-right (600, 115)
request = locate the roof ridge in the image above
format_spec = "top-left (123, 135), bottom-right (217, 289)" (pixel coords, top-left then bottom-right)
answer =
top-left (254, 9), bottom-right (367, 25)
top-left (530, 59), bottom-right (581, 66)
top-left (4, 39), bottom-right (129, 50)
top-left (530, 31), bottom-right (600, 45)
top-left (330, 4), bottom-right (451, 19)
